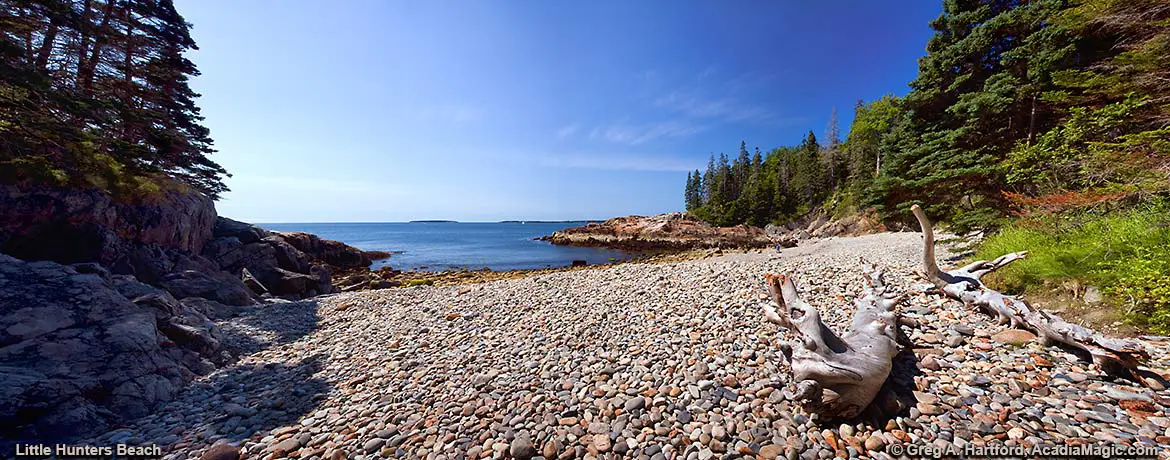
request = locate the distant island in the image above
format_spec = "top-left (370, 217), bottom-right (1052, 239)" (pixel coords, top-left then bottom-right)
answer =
top-left (409, 220), bottom-right (458, 223)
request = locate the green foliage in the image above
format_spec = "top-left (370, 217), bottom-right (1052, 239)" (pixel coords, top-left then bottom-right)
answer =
top-left (0, 0), bottom-right (228, 198)
top-left (684, 0), bottom-right (1168, 244)
top-left (686, 129), bottom-right (841, 227)
top-left (976, 200), bottom-right (1170, 332)
top-left (1006, 96), bottom-right (1169, 194)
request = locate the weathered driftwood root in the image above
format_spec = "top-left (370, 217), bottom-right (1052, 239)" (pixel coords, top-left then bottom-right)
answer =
top-left (761, 263), bottom-right (903, 418)
top-left (910, 204), bottom-right (1149, 381)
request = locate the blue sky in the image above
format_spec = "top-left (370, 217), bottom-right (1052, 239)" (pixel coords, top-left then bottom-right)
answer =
top-left (177, 1), bottom-right (941, 222)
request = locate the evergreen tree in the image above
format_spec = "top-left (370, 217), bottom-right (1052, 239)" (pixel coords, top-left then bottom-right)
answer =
top-left (680, 0), bottom-right (1167, 231)
top-left (701, 154), bottom-right (715, 205)
top-left (844, 96), bottom-right (903, 183)
top-left (0, 0), bottom-right (227, 197)
top-left (823, 107), bottom-right (844, 191)
top-left (876, 0), bottom-right (1078, 227)
top-left (684, 170), bottom-right (704, 211)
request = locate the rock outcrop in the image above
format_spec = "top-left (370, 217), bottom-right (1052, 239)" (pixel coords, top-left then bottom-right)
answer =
top-left (0, 187), bottom-right (381, 302)
top-left (0, 254), bottom-right (231, 444)
top-left (0, 185), bottom-right (215, 266)
top-left (539, 213), bottom-right (773, 250)
top-left (0, 186), bottom-right (384, 446)
top-left (274, 231), bottom-right (388, 269)
top-left (765, 211), bottom-right (885, 245)
top-left (201, 218), bottom-right (388, 299)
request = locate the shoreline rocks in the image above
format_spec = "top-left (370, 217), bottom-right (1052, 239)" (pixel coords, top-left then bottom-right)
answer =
top-left (539, 213), bottom-right (773, 250)
top-left (0, 186), bottom-right (386, 447)
top-left (0, 185), bottom-right (215, 270)
top-left (0, 254), bottom-right (233, 445)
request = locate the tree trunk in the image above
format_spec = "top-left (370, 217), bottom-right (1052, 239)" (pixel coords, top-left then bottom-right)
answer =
top-left (34, 21), bottom-right (59, 72)
top-left (910, 204), bottom-right (1150, 383)
top-left (78, 0), bottom-right (114, 95)
top-left (75, 0), bottom-right (93, 86)
top-left (761, 263), bottom-right (903, 418)
top-left (1027, 94), bottom-right (1037, 147)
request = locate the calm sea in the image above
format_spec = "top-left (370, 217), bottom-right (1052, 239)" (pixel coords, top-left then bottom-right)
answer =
top-left (257, 222), bottom-right (634, 272)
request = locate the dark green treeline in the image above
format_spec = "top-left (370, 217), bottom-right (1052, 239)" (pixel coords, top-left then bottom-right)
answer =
top-left (687, 0), bottom-right (1170, 231)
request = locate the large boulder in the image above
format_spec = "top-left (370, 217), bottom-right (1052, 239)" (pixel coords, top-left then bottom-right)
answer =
top-left (202, 219), bottom-right (377, 299)
top-left (0, 254), bottom-right (228, 444)
top-left (274, 231), bottom-right (382, 269)
top-left (211, 217), bottom-right (268, 244)
top-left (156, 269), bottom-right (255, 306)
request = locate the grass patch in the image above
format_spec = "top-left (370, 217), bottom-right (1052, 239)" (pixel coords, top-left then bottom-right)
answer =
top-left (975, 199), bottom-right (1170, 333)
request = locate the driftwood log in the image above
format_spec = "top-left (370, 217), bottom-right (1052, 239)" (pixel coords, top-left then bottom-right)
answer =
top-left (910, 204), bottom-right (1149, 382)
top-left (761, 263), bottom-right (903, 418)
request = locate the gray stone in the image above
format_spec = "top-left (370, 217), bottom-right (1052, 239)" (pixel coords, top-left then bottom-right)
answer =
top-left (510, 434), bottom-right (537, 460)
top-left (624, 396), bottom-right (647, 412)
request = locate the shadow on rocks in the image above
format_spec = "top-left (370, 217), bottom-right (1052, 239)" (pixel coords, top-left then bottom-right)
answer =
top-left (217, 299), bottom-right (322, 356)
top-left (104, 353), bottom-right (332, 450)
top-left (859, 338), bottom-right (923, 425)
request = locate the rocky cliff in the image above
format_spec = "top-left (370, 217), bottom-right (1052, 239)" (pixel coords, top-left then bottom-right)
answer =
top-left (0, 186), bottom-right (385, 445)
top-left (0, 185), bottom-right (215, 269)
top-left (539, 213), bottom-right (773, 250)
top-left (764, 211), bottom-right (887, 247)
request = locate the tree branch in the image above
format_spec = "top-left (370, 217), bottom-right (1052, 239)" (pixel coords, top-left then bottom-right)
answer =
top-left (912, 205), bottom-right (1151, 384)
top-left (762, 264), bottom-right (902, 418)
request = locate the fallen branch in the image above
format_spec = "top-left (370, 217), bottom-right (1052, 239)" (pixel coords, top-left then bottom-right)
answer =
top-left (910, 204), bottom-right (1149, 382)
top-left (762, 262), bottom-right (903, 418)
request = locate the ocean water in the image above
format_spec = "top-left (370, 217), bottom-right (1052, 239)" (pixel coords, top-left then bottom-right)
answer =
top-left (257, 222), bottom-right (634, 272)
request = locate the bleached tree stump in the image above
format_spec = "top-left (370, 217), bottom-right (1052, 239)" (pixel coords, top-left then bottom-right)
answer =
top-left (761, 263), bottom-right (903, 418)
top-left (910, 204), bottom-right (1149, 381)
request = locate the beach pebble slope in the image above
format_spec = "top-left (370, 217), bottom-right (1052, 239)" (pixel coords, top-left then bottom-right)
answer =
top-left (85, 233), bottom-right (1170, 459)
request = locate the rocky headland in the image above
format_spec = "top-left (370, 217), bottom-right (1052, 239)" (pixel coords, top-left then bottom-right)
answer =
top-left (0, 186), bottom-right (386, 445)
top-left (539, 213), bottom-right (774, 251)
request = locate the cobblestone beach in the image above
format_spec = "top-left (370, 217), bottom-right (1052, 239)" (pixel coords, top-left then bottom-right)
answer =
top-left (86, 233), bottom-right (1170, 460)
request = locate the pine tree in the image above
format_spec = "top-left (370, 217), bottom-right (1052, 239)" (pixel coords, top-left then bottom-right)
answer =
top-left (0, 0), bottom-right (228, 197)
top-left (823, 107), bottom-right (843, 191)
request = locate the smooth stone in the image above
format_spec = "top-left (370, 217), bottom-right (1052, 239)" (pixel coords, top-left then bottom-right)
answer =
top-left (991, 329), bottom-right (1036, 346)
top-left (201, 444), bottom-right (240, 460)
top-left (362, 438), bottom-right (384, 453)
top-left (759, 444), bottom-right (785, 459)
top-left (510, 435), bottom-right (536, 460)
top-left (593, 435), bottom-right (612, 452)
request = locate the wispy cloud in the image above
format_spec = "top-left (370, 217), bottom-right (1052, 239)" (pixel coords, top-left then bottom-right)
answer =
top-left (537, 152), bottom-right (699, 172)
top-left (697, 65), bottom-right (719, 81)
top-left (654, 91), bottom-right (776, 124)
top-left (589, 120), bottom-right (708, 146)
top-left (555, 123), bottom-right (582, 138)
top-left (584, 70), bottom-right (790, 147)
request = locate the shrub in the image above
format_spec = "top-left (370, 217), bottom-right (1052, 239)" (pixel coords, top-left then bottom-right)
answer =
top-left (975, 199), bottom-right (1170, 332)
